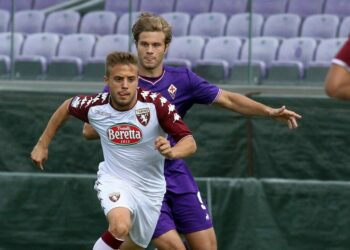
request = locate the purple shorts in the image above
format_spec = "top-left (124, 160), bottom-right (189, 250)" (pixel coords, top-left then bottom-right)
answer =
top-left (152, 191), bottom-right (213, 238)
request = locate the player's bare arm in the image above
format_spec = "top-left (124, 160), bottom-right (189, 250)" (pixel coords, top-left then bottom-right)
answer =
top-left (82, 123), bottom-right (100, 140)
top-left (31, 98), bottom-right (72, 170)
top-left (155, 135), bottom-right (196, 159)
top-left (214, 89), bottom-right (302, 129)
top-left (325, 64), bottom-right (350, 100)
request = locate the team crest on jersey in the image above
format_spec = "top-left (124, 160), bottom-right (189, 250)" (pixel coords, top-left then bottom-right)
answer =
top-left (109, 192), bottom-right (120, 202)
top-left (107, 123), bottom-right (143, 145)
top-left (135, 108), bottom-right (150, 126)
top-left (168, 84), bottom-right (177, 99)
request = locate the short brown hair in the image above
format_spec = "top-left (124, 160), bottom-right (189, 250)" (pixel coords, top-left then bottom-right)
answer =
top-left (132, 12), bottom-right (172, 46)
top-left (105, 51), bottom-right (138, 77)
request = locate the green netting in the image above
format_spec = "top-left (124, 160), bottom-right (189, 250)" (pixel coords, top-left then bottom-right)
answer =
top-left (210, 178), bottom-right (350, 250)
top-left (0, 173), bottom-right (106, 250)
top-left (0, 91), bottom-right (103, 173)
top-left (2, 174), bottom-right (350, 250)
top-left (3, 91), bottom-right (350, 180)
top-left (184, 105), bottom-right (248, 177)
top-left (252, 96), bottom-right (350, 180)
top-left (0, 91), bottom-right (248, 178)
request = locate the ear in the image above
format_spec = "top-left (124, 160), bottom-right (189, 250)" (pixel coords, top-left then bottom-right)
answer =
top-left (164, 43), bottom-right (169, 54)
top-left (104, 75), bottom-right (109, 86)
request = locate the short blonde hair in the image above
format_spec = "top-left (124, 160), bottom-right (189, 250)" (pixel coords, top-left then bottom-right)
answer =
top-left (132, 12), bottom-right (172, 46)
top-left (105, 51), bottom-right (138, 77)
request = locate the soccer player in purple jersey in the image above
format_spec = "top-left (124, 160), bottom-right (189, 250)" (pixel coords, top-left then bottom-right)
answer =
top-left (83, 12), bottom-right (302, 250)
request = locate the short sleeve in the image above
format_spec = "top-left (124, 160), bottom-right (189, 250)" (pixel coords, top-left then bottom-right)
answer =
top-left (68, 93), bottom-right (109, 123)
top-left (187, 69), bottom-right (220, 104)
top-left (333, 39), bottom-right (350, 69)
top-left (155, 95), bottom-right (192, 142)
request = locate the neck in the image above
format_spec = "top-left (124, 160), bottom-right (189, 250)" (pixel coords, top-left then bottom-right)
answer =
top-left (138, 64), bottom-right (163, 78)
top-left (110, 95), bottom-right (137, 112)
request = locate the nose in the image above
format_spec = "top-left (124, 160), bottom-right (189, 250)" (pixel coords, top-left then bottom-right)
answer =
top-left (146, 45), bottom-right (154, 54)
top-left (121, 79), bottom-right (128, 88)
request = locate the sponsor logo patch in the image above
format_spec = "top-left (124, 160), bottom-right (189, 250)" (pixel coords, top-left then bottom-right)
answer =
top-left (135, 108), bottom-right (150, 126)
top-left (107, 123), bottom-right (142, 145)
top-left (109, 192), bottom-right (120, 202)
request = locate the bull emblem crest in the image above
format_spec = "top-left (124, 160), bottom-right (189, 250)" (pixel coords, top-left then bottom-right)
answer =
top-left (135, 108), bottom-right (150, 126)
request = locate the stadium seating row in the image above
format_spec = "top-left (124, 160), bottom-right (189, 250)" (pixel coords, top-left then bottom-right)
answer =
top-left (0, 32), bottom-right (344, 84)
top-left (0, 0), bottom-right (66, 11)
top-left (1, 0), bottom-right (350, 18)
top-left (0, 10), bottom-right (349, 39)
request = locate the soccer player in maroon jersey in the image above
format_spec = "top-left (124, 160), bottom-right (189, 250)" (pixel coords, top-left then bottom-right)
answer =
top-left (31, 52), bottom-right (197, 250)
top-left (325, 38), bottom-right (350, 100)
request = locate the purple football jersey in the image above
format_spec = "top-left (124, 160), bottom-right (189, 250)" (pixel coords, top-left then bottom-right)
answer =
top-left (104, 66), bottom-right (220, 193)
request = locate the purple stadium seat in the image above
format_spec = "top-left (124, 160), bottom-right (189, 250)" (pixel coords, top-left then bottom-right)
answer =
top-left (0, 32), bottom-right (24, 57)
top-left (0, 0), bottom-right (33, 11)
top-left (105, 0), bottom-right (140, 15)
top-left (189, 13), bottom-right (227, 37)
top-left (175, 0), bottom-right (211, 16)
top-left (93, 34), bottom-right (130, 60)
top-left (226, 13), bottom-right (264, 38)
top-left (267, 38), bottom-right (317, 82)
top-left (305, 38), bottom-right (346, 83)
top-left (324, 0), bottom-right (350, 18)
top-left (80, 11), bottom-right (117, 36)
top-left (301, 14), bottom-right (339, 39)
top-left (273, 37), bottom-right (317, 70)
top-left (15, 33), bottom-right (60, 75)
top-left (194, 37), bottom-right (242, 80)
top-left (310, 38), bottom-right (346, 65)
top-left (240, 37), bottom-right (279, 66)
top-left (263, 14), bottom-right (301, 38)
top-left (287, 0), bottom-right (325, 18)
top-left (165, 36), bottom-right (205, 68)
top-left (116, 12), bottom-right (140, 35)
top-left (139, 0), bottom-right (175, 14)
top-left (0, 9), bottom-right (9, 32)
top-left (228, 37), bottom-right (279, 84)
top-left (160, 12), bottom-right (190, 36)
top-left (19, 33), bottom-right (59, 61)
top-left (83, 34), bottom-right (131, 80)
top-left (200, 37), bottom-right (242, 67)
top-left (211, 0), bottom-right (247, 16)
top-left (252, 0), bottom-right (288, 16)
top-left (14, 10), bottom-right (45, 34)
top-left (0, 32), bottom-right (24, 73)
top-left (242, 37), bottom-right (279, 76)
top-left (48, 34), bottom-right (96, 78)
top-left (44, 10), bottom-right (80, 35)
top-left (338, 17), bottom-right (350, 38)
top-left (33, 0), bottom-right (67, 9)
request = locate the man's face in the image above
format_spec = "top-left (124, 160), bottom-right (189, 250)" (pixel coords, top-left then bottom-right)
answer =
top-left (105, 63), bottom-right (138, 111)
top-left (136, 31), bottom-right (168, 71)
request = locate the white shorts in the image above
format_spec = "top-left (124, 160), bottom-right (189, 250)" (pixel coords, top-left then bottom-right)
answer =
top-left (94, 173), bottom-right (162, 248)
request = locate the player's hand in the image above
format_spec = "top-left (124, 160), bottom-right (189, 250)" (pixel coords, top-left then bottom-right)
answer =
top-left (269, 106), bottom-right (302, 129)
top-left (30, 142), bottom-right (48, 170)
top-left (155, 136), bottom-right (174, 159)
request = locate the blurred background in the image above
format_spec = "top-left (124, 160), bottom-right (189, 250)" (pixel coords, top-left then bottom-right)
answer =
top-left (1, 0), bottom-right (350, 249)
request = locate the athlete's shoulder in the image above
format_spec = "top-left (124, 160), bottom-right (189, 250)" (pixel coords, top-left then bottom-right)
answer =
top-left (70, 93), bottom-right (109, 110)
top-left (138, 87), bottom-right (162, 103)
top-left (164, 65), bottom-right (191, 75)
